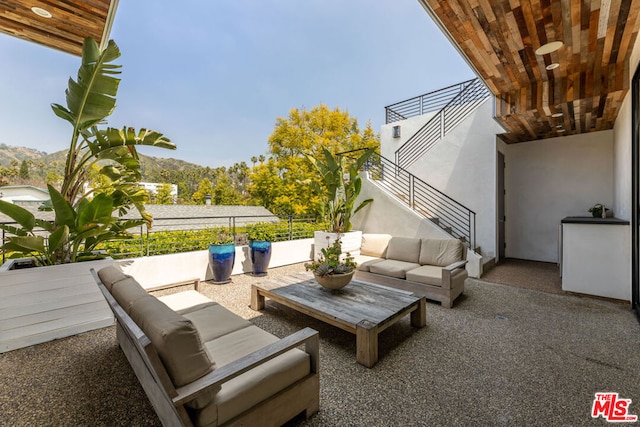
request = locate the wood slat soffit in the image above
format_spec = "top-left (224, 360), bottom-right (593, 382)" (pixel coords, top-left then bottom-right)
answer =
top-left (0, 1), bottom-right (114, 56)
top-left (422, 0), bottom-right (640, 143)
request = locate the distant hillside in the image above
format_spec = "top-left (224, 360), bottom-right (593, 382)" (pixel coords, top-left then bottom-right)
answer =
top-left (0, 144), bottom-right (205, 176)
top-left (0, 144), bottom-right (49, 166)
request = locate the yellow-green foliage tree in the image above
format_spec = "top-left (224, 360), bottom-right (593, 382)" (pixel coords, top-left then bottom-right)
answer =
top-left (155, 183), bottom-right (175, 204)
top-left (213, 174), bottom-right (243, 205)
top-left (248, 104), bottom-right (379, 216)
top-left (192, 178), bottom-right (214, 204)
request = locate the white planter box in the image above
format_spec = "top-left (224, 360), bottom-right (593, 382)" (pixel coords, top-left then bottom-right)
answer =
top-left (0, 259), bottom-right (115, 353)
top-left (313, 231), bottom-right (362, 260)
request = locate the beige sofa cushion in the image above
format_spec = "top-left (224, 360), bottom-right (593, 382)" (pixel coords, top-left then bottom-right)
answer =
top-left (352, 254), bottom-right (385, 272)
top-left (194, 326), bottom-right (311, 426)
top-left (385, 237), bottom-right (421, 263)
top-left (360, 233), bottom-right (392, 257)
top-left (158, 291), bottom-right (214, 313)
top-left (405, 265), bottom-right (444, 287)
top-left (129, 296), bottom-right (214, 388)
top-left (97, 266), bottom-right (132, 292)
top-left (183, 303), bottom-right (252, 342)
top-left (419, 239), bottom-right (463, 267)
top-left (369, 259), bottom-right (421, 279)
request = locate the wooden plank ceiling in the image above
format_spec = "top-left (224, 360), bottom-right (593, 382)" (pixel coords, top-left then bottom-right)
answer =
top-left (0, 0), bottom-right (115, 56)
top-left (421, 0), bottom-right (640, 143)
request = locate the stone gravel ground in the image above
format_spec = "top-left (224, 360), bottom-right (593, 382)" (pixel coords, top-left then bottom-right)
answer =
top-left (2, 262), bottom-right (640, 426)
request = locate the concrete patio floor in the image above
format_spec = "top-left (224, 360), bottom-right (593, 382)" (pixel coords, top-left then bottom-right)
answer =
top-left (1, 262), bottom-right (639, 426)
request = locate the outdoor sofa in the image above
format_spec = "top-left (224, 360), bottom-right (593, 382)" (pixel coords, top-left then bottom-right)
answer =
top-left (353, 234), bottom-right (468, 308)
top-left (92, 266), bottom-right (319, 427)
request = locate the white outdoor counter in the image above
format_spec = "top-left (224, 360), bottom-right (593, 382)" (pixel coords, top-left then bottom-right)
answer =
top-left (560, 216), bottom-right (630, 301)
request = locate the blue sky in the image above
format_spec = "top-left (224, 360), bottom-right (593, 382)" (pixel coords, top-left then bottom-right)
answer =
top-left (0, 1), bottom-right (473, 167)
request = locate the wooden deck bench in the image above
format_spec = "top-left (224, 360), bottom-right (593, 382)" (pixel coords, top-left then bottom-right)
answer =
top-left (92, 266), bottom-right (320, 426)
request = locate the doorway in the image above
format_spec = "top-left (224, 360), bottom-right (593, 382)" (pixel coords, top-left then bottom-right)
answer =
top-left (497, 151), bottom-right (506, 263)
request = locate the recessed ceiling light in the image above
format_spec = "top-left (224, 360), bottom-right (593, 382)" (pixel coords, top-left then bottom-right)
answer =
top-left (546, 63), bottom-right (560, 70)
top-left (535, 41), bottom-right (564, 56)
top-left (555, 125), bottom-right (564, 128)
top-left (551, 112), bottom-right (563, 118)
top-left (31, 7), bottom-right (52, 18)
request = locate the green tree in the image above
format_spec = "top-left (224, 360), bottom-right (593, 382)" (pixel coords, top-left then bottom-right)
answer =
top-left (192, 178), bottom-right (214, 204)
top-left (156, 183), bottom-right (175, 204)
top-left (45, 170), bottom-right (63, 187)
top-left (213, 174), bottom-right (242, 205)
top-left (247, 104), bottom-right (379, 215)
top-left (19, 160), bottom-right (30, 179)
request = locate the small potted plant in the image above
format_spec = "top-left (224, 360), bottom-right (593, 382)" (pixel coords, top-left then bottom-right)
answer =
top-left (246, 222), bottom-right (276, 276)
top-left (208, 227), bottom-right (235, 284)
top-left (305, 239), bottom-right (357, 290)
top-left (588, 203), bottom-right (612, 218)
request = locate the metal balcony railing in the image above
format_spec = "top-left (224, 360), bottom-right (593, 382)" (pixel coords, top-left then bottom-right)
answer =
top-left (392, 78), bottom-right (491, 169)
top-left (385, 79), bottom-right (477, 124)
top-left (365, 153), bottom-right (476, 250)
top-left (1, 214), bottom-right (323, 263)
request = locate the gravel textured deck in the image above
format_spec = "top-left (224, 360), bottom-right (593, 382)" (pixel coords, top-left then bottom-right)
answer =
top-left (2, 263), bottom-right (639, 426)
top-left (482, 258), bottom-right (562, 295)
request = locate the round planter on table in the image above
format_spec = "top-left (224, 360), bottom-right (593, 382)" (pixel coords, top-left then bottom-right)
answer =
top-left (249, 240), bottom-right (272, 277)
top-left (314, 271), bottom-right (354, 290)
top-left (209, 243), bottom-right (236, 284)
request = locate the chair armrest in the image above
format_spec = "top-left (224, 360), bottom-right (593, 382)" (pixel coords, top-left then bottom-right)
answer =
top-left (443, 260), bottom-right (467, 272)
top-left (442, 260), bottom-right (468, 290)
top-left (172, 327), bottom-right (319, 406)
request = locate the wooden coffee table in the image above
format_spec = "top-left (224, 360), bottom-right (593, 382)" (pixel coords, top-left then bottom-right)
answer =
top-left (251, 272), bottom-right (426, 367)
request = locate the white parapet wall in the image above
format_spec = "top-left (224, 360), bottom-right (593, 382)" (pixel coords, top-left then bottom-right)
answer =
top-left (117, 238), bottom-right (315, 289)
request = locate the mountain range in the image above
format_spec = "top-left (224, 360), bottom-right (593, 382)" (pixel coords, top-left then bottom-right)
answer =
top-left (0, 143), bottom-right (204, 176)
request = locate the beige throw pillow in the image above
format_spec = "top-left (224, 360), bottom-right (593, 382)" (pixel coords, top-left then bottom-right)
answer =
top-left (385, 237), bottom-right (421, 263)
top-left (419, 239), bottom-right (463, 267)
top-left (360, 234), bottom-right (392, 257)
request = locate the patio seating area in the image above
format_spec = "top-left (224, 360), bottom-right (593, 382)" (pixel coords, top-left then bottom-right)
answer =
top-left (1, 262), bottom-right (639, 426)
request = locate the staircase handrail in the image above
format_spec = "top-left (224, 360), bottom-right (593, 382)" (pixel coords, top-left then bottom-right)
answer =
top-left (394, 78), bottom-right (490, 169)
top-left (365, 153), bottom-right (476, 250)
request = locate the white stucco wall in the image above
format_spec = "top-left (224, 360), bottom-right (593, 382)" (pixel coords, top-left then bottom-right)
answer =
top-left (504, 131), bottom-right (614, 262)
top-left (117, 238), bottom-right (314, 288)
top-left (380, 111), bottom-right (439, 162)
top-left (612, 28), bottom-right (640, 221)
top-left (379, 101), bottom-right (501, 259)
top-left (353, 176), bottom-right (455, 239)
top-left (613, 93), bottom-right (632, 221)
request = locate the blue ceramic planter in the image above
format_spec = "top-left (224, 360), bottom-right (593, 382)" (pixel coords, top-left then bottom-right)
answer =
top-left (209, 243), bottom-right (236, 284)
top-left (249, 240), bottom-right (272, 276)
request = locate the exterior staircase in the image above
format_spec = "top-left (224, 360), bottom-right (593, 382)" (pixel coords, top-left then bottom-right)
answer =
top-left (370, 78), bottom-right (492, 252)
top-left (365, 153), bottom-right (477, 251)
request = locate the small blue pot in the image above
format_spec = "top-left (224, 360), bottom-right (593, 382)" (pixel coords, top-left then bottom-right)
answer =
top-left (209, 243), bottom-right (236, 284)
top-left (249, 240), bottom-right (272, 276)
